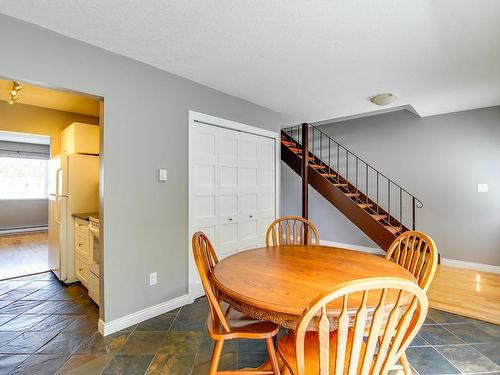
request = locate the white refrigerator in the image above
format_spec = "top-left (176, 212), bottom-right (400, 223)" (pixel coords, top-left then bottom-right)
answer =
top-left (48, 153), bottom-right (99, 283)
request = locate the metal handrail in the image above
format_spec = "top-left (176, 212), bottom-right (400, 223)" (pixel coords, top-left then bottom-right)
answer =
top-left (283, 123), bottom-right (424, 231)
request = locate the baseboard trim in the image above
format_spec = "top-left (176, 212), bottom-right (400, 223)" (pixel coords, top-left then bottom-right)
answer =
top-left (0, 226), bottom-right (48, 235)
top-left (321, 240), bottom-right (385, 255)
top-left (441, 258), bottom-right (500, 274)
top-left (98, 294), bottom-right (189, 336)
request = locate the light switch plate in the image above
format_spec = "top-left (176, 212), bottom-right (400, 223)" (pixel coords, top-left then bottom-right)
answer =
top-left (477, 183), bottom-right (488, 193)
top-left (149, 272), bottom-right (157, 286)
top-left (159, 169), bottom-right (167, 182)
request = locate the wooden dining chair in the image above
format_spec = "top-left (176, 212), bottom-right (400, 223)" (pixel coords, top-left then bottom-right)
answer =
top-left (192, 231), bottom-right (281, 375)
top-left (385, 231), bottom-right (438, 292)
top-left (278, 277), bottom-right (428, 375)
top-left (385, 231), bottom-right (437, 374)
top-left (265, 216), bottom-right (320, 247)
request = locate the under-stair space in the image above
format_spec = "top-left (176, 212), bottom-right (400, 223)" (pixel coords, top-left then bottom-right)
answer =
top-left (281, 124), bottom-right (423, 251)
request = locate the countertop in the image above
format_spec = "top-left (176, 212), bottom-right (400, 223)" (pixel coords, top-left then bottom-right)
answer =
top-left (72, 212), bottom-right (99, 221)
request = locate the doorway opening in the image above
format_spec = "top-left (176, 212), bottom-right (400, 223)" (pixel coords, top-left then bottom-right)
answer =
top-left (0, 132), bottom-right (51, 279)
top-left (0, 77), bottom-right (103, 312)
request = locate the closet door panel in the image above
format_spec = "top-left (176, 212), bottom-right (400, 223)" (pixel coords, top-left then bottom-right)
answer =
top-left (238, 167), bottom-right (258, 191)
top-left (238, 192), bottom-right (258, 249)
top-left (191, 123), bottom-right (218, 232)
top-left (217, 128), bottom-right (240, 256)
top-left (219, 221), bottom-right (239, 256)
top-left (239, 133), bottom-right (259, 167)
top-left (239, 193), bottom-right (258, 217)
top-left (236, 133), bottom-right (259, 249)
top-left (239, 133), bottom-right (259, 194)
top-left (257, 136), bottom-right (276, 245)
top-left (219, 166), bottom-right (237, 192)
top-left (239, 219), bottom-right (258, 249)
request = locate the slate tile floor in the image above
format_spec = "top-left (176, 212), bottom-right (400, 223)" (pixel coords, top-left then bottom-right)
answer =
top-left (0, 272), bottom-right (499, 374)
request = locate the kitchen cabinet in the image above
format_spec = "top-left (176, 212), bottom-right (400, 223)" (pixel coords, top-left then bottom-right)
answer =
top-left (61, 122), bottom-right (100, 155)
top-left (74, 217), bottom-right (92, 287)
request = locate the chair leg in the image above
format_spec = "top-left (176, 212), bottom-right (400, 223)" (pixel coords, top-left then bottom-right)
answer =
top-left (209, 339), bottom-right (224, 375)
top-left (265, 337), bottom-right (281, 375)
top-left (400, 352), bottom-right (412, 375)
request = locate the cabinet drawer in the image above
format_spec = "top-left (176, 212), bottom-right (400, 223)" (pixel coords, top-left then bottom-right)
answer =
top-left (75, 253), bottom-right (89, 287)
top-left (74, 232), bottom-right (88, 257)
top-left (74, 219), bottom-right (89, 235)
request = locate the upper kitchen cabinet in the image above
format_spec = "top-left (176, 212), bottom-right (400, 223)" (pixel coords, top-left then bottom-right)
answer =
top-left (61, 123), bottom-right (100, 155)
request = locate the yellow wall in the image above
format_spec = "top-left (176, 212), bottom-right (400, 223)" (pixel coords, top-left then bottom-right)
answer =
top-left (0, 101), bottom-right (99, 156)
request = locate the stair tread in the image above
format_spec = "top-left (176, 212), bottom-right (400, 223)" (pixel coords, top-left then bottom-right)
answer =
top-left (332, 183), bottom-right (348, 187)
top-left (384, 225), bottom-right (401, 234)
top-left (310, 164), bottom-right (325, 169)
top-left (345, 193), bottom-right (360, 197)
top-left (357, 203), bottom-right (373, 208)
top-left (371, 214), bottom-right (388, 221)
top-left (320, 173), bottom-right (336, 178)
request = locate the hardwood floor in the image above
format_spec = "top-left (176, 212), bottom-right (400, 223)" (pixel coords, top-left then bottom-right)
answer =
top-left (429, 265), bottom-right (500, 325)
top-left (0, 230), bottom-right (49, 280)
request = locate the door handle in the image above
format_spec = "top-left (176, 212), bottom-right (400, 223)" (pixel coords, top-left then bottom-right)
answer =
top-left (55, 168), bottom-right (62, 198)
top-left (55, 168), bottom-right (64, 225)
top-left (228, 218), bottom-right (233, 221)
top-left (56, 196), bottom-right (62, 225)
top-left (249, 215), bottom-right (253, 218)
top-left (55, 195), bottom-right (68, 225)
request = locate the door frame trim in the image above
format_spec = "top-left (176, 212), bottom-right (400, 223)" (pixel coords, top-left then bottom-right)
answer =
top-left (187, 110), bottom-right (280, 302)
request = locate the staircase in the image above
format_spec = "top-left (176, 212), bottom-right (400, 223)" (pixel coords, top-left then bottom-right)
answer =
top-left (281, 124), bottom-right (423, 251)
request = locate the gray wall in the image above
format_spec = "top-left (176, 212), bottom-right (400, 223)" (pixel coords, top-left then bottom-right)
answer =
top-left (0, 14), bottom-right (282, 321)
top-left (0, 200), bottom-right (48, 230)
top-left (282, 107), bottom-right (500, 266)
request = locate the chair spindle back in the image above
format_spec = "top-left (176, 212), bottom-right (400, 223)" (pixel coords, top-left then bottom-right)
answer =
top-left (266, 216), bottom-right (320, 247)
top-left (294, 277), bottom-right (428, 375)
top-left (386, 231), bottom-right (438, 292)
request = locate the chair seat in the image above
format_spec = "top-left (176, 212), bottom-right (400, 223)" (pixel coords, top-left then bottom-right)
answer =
top-left (207, 304), bottom-right (280, 340)
top-left (278, 329), bottom-right (360, 374)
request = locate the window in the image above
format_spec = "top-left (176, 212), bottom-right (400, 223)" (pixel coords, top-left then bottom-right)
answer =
top-left (0, 157), bottom-right (49, 200)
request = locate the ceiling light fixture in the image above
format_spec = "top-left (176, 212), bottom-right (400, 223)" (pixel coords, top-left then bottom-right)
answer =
top-left (8, 81), bottom-right (22, 105)
top-left (370, 93), bottom-right (397, 106)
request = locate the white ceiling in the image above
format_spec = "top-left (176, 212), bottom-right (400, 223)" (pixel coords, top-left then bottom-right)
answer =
top-left (1, 1), bottom-right (499, 123)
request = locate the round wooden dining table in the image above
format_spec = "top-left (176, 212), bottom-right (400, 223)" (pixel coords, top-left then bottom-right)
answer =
top-left (212, 245), bottom-right (416, 329)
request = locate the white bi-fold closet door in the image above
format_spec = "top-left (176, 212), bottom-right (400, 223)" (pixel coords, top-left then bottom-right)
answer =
top-left (218, 128), bottom-right (276, 253)
top-left (191, 123), bottom-right (276, 256)
top-left (189, 113), bottom-right (278, 300)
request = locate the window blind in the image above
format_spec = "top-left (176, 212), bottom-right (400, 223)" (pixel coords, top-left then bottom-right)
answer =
top-left (0, 141), bottom-right (50, 160)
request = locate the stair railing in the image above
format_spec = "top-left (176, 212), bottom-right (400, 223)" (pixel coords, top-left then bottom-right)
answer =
top-left (283, 124), bottom-right (423, 231)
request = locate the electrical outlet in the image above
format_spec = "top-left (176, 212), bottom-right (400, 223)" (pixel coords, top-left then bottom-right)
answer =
top-left (149, 272), bottom-right (157, 286)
